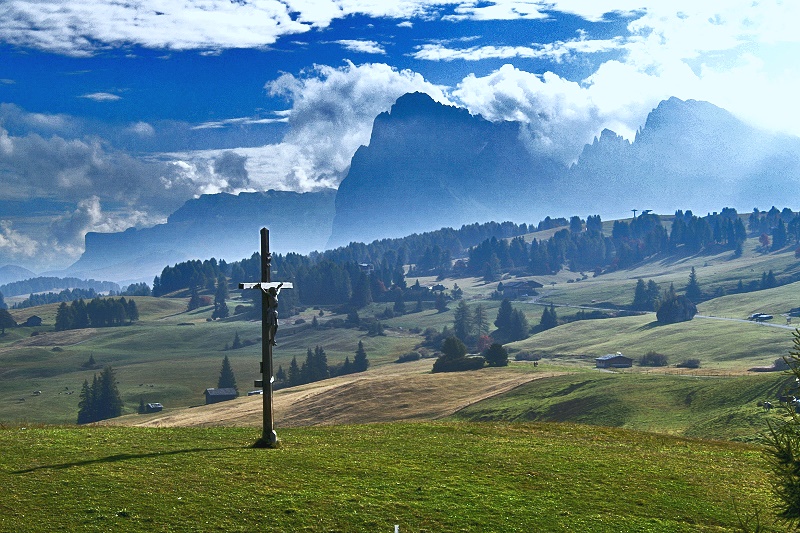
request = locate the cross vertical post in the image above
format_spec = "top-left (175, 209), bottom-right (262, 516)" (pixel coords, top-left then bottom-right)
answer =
top-left (259, 227), bottom-right (276, 447)
top-left (239, 228), bottom-right (292, 448)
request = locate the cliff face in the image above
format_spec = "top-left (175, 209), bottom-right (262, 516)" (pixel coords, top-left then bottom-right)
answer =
top-left (331, 92), bottom-right (800, 249)
top-left (68, 189), bottom-right (336, 283)
top-left (329, 92), bottom-right (562, 247)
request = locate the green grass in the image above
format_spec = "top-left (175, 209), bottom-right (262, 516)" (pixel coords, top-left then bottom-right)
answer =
top-left (0, 422), bottom-right (780, 532)
top-left (508, 313), bottom-right (793, 369)
top-left (452, 371), bottom-right (792, 441)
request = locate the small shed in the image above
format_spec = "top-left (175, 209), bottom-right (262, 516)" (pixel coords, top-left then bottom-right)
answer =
top-left (595, 353), bottom-right (633, 369)
top-left (24, 315), bottom-right (42, 327)
top-left (145, 403), bottom-right (163, 413)
top-left (204, 387), bottom-right (238, 404)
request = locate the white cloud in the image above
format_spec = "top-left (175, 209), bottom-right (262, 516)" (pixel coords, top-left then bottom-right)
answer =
top-left (128, 121), bottom-right (156, 137)
top-left (443, 1), bottom-right (549, 21)
top-left (397, 21), bottom-right (414, 28)
top-left (335, 39), bottom-right (386, 55)
top-left (80, 92), bottom-right (122, 102)
top-left (413, 37), bottom-right (622, 62)
top-left (0, 220), bottom-right (39, 258)
top-left (191, 116), bottom-right (288, 130)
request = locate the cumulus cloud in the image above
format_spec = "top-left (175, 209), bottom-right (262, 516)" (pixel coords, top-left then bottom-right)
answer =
top-left (127, 121), bottom-right (155, 137)
top-left (212, 151), bottom-right (251, 190)
top-left (49, 196), bottom-right (160, 255)
top-left (163, 61), bottom-right (449, 192)
top-left (0, 220), bottom-right (39, 258)
top-left (335, 39), bottom-right (386, 55)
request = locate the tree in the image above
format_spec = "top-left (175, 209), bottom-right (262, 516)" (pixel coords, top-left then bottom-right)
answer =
top-left (440, 336), bottom-right (467, 361)
top-left (494, 299), bottom-right (514, 331)
top-left (217, 355), bottom-right (238, 392)
top-left (55, 302), bottom-right (73, 331)
top-left (393, 291), bottom-right (406, 315)
top-left (212, 276), bottom-right (230, 319)
top-left (288, 356), bottom-right (301, 386)
top-left (473, 304), bottom-right (488, 337)
top-left (509, 309), bottom-right (530, 341)
top-left (539, 304), bottom-right (558, 331)
top-left (231, 331), bottom-right (242, 350)
top-left (760, 232), bottom-right (771, 250)
top-left (125, 299), bottom-right (139, 323)
top-left (138, 396), bottom-right (146, 414)
top-left (0, 309), bottom-right (16, 334)
top-left (484, 343), bottom-right (508, 367)
top-left (187, 285), bottom-right (201, 311)
top-left (453, 300), bottom-right (473, 342)
top-left (685, 267), bottom-right (702, 301)
top-left (655, 287), bottom-right (697, 324)
top-left (312, 346), bottom-right (329, 381)
top-left (353, 340), bottom-right (369, 372)
top-left (435, 292), bottom-right (448, 312)
top-left (78, 366), bottom-right (123, 423)
top-left (764, 329), bottom-right (800, 526)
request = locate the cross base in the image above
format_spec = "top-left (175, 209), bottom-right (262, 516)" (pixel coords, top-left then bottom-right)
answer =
top-left (252, 430), bottom-right (279, 449)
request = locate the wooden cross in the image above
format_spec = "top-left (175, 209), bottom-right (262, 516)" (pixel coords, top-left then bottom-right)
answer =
top-left (238, 228), bottom-right (293, 448)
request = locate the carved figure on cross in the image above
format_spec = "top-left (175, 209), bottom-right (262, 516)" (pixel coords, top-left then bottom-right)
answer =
top-left (239, 280), bottom-right (292, 347)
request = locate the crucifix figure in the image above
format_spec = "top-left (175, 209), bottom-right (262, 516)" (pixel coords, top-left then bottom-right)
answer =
top-left (239, 228), bottom-right (293, 448)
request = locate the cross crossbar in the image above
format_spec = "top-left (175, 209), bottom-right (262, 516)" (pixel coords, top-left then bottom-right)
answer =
top-left (239, 282), bottom-right (294, 291)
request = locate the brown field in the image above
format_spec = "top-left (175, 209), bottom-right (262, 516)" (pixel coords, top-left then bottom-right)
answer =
top-left (112, 359), bottom-right (562, 428)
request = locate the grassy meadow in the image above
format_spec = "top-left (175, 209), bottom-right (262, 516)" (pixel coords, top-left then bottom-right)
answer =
top-left (2, 228), bottom-right (800, 530)
top-left (0, 422), bottom-right (780, 532)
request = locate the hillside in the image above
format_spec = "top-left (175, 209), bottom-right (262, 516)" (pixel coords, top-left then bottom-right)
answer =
top-left (0, 422), bottom-right (775, 532)
top-left (1, 222), bottom-right (799, 442)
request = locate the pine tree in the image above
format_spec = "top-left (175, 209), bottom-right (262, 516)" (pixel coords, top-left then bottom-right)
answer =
top-left (126, 299), bottom-right (139, 322)
top-left (187, 286), bottom-right (201, 311)
top-left (275, 365), bottom-right (286, 385)
top-left (435, 292), bottom-right (448, 312)
top-left (217, 355), bottom-right (238, 392)
top-left (312, 346), bottom-right (329, 381)
top-left (353, 340), bottom-right (369, 372)
top-left (76, 379), bottom-right (94, 424)
top-left (288, 356), bottom-right (301, 386)
top-left (393, 292), bottom-right (406, 315)
top-left (473, 304), bottom-right (488, 337)
top-left (138, 397), bottom-right (146, 414)
top-left (540, 304), bottom-right (558, 330)
top-left (453, 300), bottom-right (472, 342)
top-left (340, 356), bottom-right (353, 375)
top-left (0, 309), bottom-right (16, 334)
top-left (232, 331), bottom-right (242, 350)
top-left (685, 267), bottom-right (702, 301)
top-left (494, 299), bottom-right (514, 331)
top-left (509, 309), bottom-right (530, 341)
top-left (632, 279), bottom-right (648, 310)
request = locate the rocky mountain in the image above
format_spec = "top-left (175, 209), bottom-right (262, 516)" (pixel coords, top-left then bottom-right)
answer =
top-left (329, 92), bottom-right (563, 248)
top-left (67, 189), bottom-right (336, 285)
top-left (567, 97), bottom-right (800, 216)
top-left (329, 93), bottom-right (800, 247)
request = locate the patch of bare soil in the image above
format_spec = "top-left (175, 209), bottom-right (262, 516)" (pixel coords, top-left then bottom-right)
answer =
top-left (126, 360), bottom-right (564, 428)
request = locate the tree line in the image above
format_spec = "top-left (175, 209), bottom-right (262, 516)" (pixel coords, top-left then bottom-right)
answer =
top-left (0, 276), bottom-right (120, 298)
top-left (274, 341), bottom-right (369, 389)
top-left (13, 287), bottom-right (101, 309)
top-left (55, 297), bottom-right (139, 331)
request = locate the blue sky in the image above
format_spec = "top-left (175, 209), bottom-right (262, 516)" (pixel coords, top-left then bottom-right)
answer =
top-left (0, 0), bottom-right (798, 271)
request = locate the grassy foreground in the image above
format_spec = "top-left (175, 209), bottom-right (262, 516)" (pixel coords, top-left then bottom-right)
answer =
top-left (0, 422), bottom-right (779, 532)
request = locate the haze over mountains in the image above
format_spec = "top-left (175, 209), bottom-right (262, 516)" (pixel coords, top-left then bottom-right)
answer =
top-left (47, 92), bottom-right (800, 284)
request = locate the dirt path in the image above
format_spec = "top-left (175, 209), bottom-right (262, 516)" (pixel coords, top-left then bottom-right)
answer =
top-left (126, 360), bottom-right (563, 428)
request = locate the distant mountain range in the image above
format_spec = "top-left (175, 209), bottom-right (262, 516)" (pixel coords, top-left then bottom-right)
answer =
top-left (65, 93), bottom-right (800, 284)
top-left (66, 189), bottom-right (336, 285)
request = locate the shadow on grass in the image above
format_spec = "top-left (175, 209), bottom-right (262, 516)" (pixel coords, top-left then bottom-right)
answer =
top-left (636, 321), bottom-right (664, 331)
top-left (11, 446), bottom-right (242, 474)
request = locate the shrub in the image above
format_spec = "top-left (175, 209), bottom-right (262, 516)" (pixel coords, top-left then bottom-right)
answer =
top-left (484, 343), bottom-right (509, 367)
top-left (676, 358), bottom-right (701, 369)
top-left (432, 355), bottom-right (485, 373)
top-left (395, 351), bottom-right (421, 364)
top-left (514, 351), bottom-right (541, 362)
top-left (639, 351), bottom-right (669, 367)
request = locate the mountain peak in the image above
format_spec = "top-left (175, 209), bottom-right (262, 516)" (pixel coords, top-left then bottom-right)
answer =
top-left (387, 92), bottom-right (471, 121)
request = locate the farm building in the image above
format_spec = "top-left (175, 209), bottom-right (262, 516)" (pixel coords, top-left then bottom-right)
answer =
top-left (501, 280), bottom-right (543, 299)
top-left (204, 388), bottom-right (238, 404)
top-left (595, 353), bottom-right (633, 369)
top-left (23, 315), bottom-right (42, 327)
top-left (145, 403), bottom-right (163, 413)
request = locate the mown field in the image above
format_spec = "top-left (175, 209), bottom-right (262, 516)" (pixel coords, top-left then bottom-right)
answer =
top-left (0, 422), bottom-right (780, 532)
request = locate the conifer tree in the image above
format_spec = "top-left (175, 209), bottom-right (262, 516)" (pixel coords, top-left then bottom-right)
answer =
top-left (353, 340), bottom-right (369, 372)
top-left (217, 355), bottom-right (238, 393)
top-left (138, 397), bottom-right (146, 414)
top-left (494, 299), bottom-right (514, 331)
top-left (473, 304), bottom-right (488, 337)
top-left (686, 267), bottom-right (702, 301)
top-left (232, 331), bottom-right (242, 350)
top-left (453, 300), bottom-right (472, 342)
top-left (288, 356), bottom-right (300, 386)
top-left (187, 286), bottom-right (201, 311)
